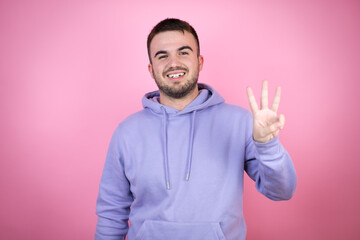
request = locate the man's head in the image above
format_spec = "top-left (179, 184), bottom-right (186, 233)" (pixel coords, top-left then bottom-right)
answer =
top-left (147, 18), bottom-right (203, 100)
top-left (147, 18), bottom-right (200, 63)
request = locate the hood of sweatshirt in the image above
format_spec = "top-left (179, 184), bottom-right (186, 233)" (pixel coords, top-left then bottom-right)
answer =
top-left (141, 83), bottom-right (224, 190)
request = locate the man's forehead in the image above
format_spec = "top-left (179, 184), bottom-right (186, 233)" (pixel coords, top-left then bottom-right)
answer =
top-left (150, 30), bottom-right (197, 51)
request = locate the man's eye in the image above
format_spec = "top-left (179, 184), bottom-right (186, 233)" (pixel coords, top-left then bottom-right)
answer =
top-left (158, 55), bottom-right (167, 59)
top-left (180, 52), bottom-right (189, 55)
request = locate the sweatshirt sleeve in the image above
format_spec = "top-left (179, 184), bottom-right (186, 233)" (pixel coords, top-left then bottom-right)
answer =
top-left (244, 114), bottom-right (297, 201)
top-left (95, 126), bottom-right (133, 239)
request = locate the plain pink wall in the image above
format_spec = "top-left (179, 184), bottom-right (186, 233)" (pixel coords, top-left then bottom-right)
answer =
top-left (1, 0), bottom-right (359, 239)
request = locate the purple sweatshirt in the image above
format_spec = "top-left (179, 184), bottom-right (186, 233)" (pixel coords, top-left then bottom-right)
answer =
top-left (95, 83), bottom-right (297, 240)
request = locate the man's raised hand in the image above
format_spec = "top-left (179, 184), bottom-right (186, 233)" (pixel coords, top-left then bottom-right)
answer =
top-left (246, 80), bottom-right (285, 143)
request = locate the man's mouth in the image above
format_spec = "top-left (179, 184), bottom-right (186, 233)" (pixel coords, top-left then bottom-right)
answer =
top-left (166, 72), bottom-right (185, 79)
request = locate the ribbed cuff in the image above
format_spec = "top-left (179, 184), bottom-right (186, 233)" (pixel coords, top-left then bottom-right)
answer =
top-left (253, 136), bottom-right (281, 155)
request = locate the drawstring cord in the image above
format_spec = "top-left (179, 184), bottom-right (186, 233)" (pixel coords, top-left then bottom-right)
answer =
top-left (186, 111), bottom-right (196, 181)
top-left (161, 107), bottom-right (171, 190)
top-left (160, 107), bottom-right (197, 190)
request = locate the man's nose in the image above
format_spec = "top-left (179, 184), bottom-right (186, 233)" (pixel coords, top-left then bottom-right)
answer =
top-left (167, 55), bottom-right (181, 67)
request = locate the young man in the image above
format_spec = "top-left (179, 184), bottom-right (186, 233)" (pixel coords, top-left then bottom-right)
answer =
top-left (95, 18), bottom-right (296, 240)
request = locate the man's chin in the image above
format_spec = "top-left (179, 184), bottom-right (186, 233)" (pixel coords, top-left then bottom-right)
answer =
top-left (160, 84), bottom-right (197, 99)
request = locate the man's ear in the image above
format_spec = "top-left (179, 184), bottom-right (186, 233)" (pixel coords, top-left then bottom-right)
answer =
top-left (148, 64), bottom-right (154, 79)
top-left (198, 55), bottom-right (204, 71)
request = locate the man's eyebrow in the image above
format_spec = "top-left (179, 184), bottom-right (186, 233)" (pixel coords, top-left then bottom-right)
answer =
top-left (154, 46), bottom-right (193, 58)
top-left (178, 46), bottom-right (193, 52)
top-left (154, 50), bottom-right (167, 58)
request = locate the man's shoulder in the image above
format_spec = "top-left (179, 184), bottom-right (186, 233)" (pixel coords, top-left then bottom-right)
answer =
top-left (214, 102), bottom-right (251, 117)
top-left (108, 109), bottom-right (152, 139)
top-left (117, 108), bottom-right (153, 127)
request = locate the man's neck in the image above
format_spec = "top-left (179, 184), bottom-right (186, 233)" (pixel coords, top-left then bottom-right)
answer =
top-left (159, 87), bottom-right (199, 111)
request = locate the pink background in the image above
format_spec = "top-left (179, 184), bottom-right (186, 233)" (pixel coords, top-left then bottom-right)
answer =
top-left (1, 0), bottom-right (360, 239)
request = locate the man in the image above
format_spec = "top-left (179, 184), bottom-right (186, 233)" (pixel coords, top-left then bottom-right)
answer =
top-left (95, 18), bottom-right (296, 240)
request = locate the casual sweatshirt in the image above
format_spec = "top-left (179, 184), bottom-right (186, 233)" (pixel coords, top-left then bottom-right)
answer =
top-left (95, 83), bottom-right (297, 240)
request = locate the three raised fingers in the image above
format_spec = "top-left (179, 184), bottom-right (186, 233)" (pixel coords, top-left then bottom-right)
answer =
top-left (247, 80), bottom-right (281, 113)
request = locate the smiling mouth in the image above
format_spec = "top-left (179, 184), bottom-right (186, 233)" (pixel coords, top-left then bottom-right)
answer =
top-left (167, 72), bottom-right (185, 79)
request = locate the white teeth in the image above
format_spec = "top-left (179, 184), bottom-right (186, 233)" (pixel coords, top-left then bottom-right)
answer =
top-left (168, 72), bottom-right (185, 78)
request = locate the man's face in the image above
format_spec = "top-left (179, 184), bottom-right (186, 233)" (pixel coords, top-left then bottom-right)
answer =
top-left (148, 30), bottom-right (204, 99)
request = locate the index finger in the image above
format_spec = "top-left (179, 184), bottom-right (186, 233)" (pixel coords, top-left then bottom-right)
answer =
top-left (247, 87), bottom-right (259, 114)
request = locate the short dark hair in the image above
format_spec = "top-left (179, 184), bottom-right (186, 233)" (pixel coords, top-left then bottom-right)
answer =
top-left (147, 18), bottom-right (200, 63)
